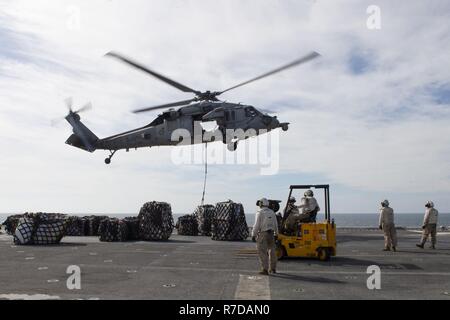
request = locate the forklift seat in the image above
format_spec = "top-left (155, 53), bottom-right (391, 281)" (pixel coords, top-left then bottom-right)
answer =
top-left (309, 208), bottom-right (319, 223)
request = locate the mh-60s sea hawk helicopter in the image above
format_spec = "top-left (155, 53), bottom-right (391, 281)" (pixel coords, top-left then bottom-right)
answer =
top-left (63, 51), bottom-right (320, 164)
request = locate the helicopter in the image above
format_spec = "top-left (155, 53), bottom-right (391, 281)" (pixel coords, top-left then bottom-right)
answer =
top-left (63, 51), bottom-right (320, 164)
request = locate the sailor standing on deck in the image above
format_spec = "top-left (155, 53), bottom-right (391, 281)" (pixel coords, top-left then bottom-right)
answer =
top-left (416, 201), bottom-right (439, 249)
top-left (253, 198), bottom-right (278, 275)
top-left (379, 200), bottom-right (398, 252)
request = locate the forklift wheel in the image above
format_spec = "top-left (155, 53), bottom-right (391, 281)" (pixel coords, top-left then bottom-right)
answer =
top-left (318, 248), bottom-right (331, 261)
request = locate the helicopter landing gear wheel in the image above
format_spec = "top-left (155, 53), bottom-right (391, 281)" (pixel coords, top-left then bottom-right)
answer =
top-left (227, 141), bottom-right (238, 152)
top-left (105, 150), bottom-right (117, 165)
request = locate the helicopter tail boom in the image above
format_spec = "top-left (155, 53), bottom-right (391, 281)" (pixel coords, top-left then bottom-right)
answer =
top-left (65, 113), bottom-right (98, 152)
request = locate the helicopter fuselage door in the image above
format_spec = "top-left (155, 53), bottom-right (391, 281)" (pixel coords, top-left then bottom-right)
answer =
top-left (224, 108), bottom-right (237, 129)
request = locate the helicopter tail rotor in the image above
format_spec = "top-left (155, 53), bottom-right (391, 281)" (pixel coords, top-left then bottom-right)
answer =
top-left (64, 97), bottom-right (93, 114)
top-left (52, 99), bottom-right (93, 126)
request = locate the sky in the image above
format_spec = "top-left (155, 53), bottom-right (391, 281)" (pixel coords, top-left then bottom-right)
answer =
top-left (0, 0), bottom-right (449, 214)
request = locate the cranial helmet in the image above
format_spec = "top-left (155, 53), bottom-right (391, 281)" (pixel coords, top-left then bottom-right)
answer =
top-left (289, 196), bottom-right (297, 203)
top-left (425, 201), bottom-right (434, 208)
top-left (304, 190), bottom-right (314, 197)
top-left (259, 198), bottom-right (269, 208)
top-left (381, 199), bottom-right (390, 207)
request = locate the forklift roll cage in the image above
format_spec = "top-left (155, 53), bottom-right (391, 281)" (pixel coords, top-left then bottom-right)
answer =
top-left (283, 184), bottom-right (331, 223)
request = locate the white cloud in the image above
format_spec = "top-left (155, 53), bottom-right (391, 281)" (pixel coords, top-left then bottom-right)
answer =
top-left (0, 0), bottom-right (449, 214)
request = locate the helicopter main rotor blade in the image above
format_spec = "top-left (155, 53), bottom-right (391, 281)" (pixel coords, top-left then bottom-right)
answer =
top-left (106, 52), bottom-right (200, 94)
top-left (219, 51), bottom-right (321, 95)
top-left (133, 98), bottom-right (197, 114)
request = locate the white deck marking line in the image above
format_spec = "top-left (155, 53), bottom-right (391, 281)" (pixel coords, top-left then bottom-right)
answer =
top-left (138, 266), bottom-right (450, 276)
top-left (0, 294), bottom-right (60, 300)
top-left (407, 230), bottom-right (450, 235)
top-left (338, 254), bottom-right (450, 258)
top-left (235, 274), bottom-right (270, 300)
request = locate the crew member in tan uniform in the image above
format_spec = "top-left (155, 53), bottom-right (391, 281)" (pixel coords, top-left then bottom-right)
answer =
top-left (379, 199), bottom-right (397, 252)
top-left (283, 197), bottom-right (300, 235)
top-left (416, 201), bottom-right (439, 249)
top-left (253, 198), bottom-right (278, 275)
top-left (297, 190), bottom-right (320, 222)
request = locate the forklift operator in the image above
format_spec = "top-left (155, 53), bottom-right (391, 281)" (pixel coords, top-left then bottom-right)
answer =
top-left (283, 197), bottom-right (299, 234)
top-left (297, 190), bottom-right (320, 222)
top-left (283, 191), bottom-right (320, 235)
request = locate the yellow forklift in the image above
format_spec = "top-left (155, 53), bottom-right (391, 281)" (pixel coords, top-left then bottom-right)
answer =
top-left (276, 184), bottom-right (336, 261)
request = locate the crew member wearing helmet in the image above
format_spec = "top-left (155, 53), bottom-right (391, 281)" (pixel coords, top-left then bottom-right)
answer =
top-left (416, 201), bottom-right (439, 249)
top-left (379, 199), bottom-right (397, 252)
top-left (252, 198), bottom-right (278, 275)
top-left (283, 196), bottom-right (300, 235)
top-left (297, 190), bottom-right (320, 223)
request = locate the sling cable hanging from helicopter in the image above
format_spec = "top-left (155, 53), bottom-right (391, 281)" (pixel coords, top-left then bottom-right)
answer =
top-left (201, 143), bottom-right (208, 206)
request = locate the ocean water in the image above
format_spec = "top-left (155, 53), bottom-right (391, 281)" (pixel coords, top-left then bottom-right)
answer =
top-left (1, 213), bottom-right (450, 228)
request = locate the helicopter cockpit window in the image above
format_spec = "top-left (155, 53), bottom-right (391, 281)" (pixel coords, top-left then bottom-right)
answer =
top-left (245, 107), bottom-right (257, 117)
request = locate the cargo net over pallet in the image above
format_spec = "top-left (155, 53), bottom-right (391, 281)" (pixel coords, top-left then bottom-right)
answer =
top-left (138, 202), bottom-right (174, 241)
top-left (65, 215), bottom-right (109, 237)
top-left (176, 205), bottom-right (215, 236)
top-left (123, 217), bottom-right (140, 241)
top-left (3, 214), bottom-right (25, 235)
top-left (97, 202), bottom-right (174, 242)
top-left (2, 205), bottom-right (173, 244)
top-left (195, 205), bottom-right (215, 236)
top-left (13, 213), bottom-right (68, 245)
top-left (3, 214), bottom-right (110, 238)
top-left (99, 218), bottom-right (129, 242)
top-left (176, 215), bottom-right (198, 236)
top-left (211, 201), bottom-right (249, 241)
top-left (98, 217), bottom-right (140, 242)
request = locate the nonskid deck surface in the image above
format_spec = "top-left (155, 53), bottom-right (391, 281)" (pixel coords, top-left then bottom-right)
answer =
top-left (0, 229), bottom-right (450, 300)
